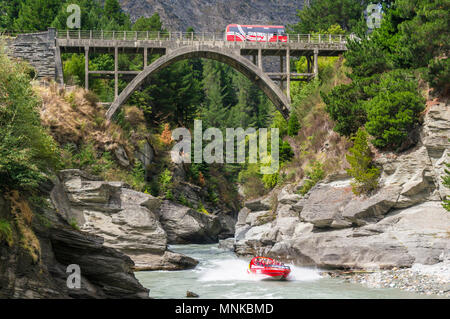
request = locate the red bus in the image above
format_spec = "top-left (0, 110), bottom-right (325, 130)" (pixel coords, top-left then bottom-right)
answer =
top-left (226, 24), bottom-right (287, 42)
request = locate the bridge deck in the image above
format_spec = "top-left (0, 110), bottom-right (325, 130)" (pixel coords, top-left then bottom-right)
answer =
top-left (4, 29), bottom-right (350, 119)
top-left (56, 30), bottom-right (347, 56)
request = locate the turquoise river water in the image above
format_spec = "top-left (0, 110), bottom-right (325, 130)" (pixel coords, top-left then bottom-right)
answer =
top-left (135, 244), bottom-right (438, 299)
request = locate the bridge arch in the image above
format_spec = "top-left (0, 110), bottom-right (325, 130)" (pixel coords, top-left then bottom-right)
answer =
top-left (105, 46), bottom-right (291, 120)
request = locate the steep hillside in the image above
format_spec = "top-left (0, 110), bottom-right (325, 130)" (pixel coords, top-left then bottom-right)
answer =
top-left (119, 0), bottom-right (304, 31)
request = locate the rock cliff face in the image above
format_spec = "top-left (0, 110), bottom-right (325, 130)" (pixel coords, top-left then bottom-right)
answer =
top-left (119, 0), bottom-right (304, 32)
top-left (0, 186), bottom-right (149, 299)
top-left (234, 100), bottom-right (450, 270)
top-left (54, 169), bottom-right (197, 271)
top-left (54, 169), bottom-right (232, 271)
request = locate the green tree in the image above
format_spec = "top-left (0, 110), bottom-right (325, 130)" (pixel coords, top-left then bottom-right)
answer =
top-left (104, 0), bottom-right (128, 26)
top-left (201, 60), bottom-right (228, 128)
top-left (0, 50), bottom-right (60, 191)
top-left (63, 54), bottom-right (85, 85)
top-left (132, 13), bottom-right (163, 32)
top-left (364, 70), bottom-right (425, 149)
top-left (0, 0), bottom-right (22, 29)
top-left (322, 81), bottom-right (369, 137)
top-left (346, 128), bottom-right (380, 195)
top-left (13, 0), bottom-right (61, 31)
top-left (292, 0), bottom-right (369, 33)
top-left (396, 0), bottom-right (450, 72)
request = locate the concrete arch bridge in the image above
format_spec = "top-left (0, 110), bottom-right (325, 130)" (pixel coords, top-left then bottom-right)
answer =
top-left (6, 29), bottom-right (348, 119)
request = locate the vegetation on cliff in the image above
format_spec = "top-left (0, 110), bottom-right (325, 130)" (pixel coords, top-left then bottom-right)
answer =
top-left (0, 49), bottom-right (60, 192)
top-left (346, 128), bottom-right (380, 195)
top-left (444, 163), bottom-right (450, 211)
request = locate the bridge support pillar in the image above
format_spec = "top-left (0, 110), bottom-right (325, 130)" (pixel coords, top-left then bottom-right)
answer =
top-left (84, 46), bottom-right (89, 90)
top-left (144, 47), bottom-right (148, 68)
top-left (306, 55), bottom-right (312, 73)
top-left (258, 49), bottom-right (262, 70)
top-left (280, 55), bottom-right (284, 91)
top-left (114, 46), bottom-right (119, 99)
top-left (286, 47), bottom-right (291, 103)
top-left (313, 48), bottom-right (319, 79)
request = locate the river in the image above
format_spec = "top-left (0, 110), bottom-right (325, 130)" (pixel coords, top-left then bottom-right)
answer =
top-left (135, 244), bottom-right (436, 299)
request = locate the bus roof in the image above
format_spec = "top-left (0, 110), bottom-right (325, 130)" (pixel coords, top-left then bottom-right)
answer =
top-left (226, 24), bottom-right (285, 29)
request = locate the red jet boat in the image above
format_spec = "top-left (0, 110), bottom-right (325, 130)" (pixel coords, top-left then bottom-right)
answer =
top-left (247, 257), bottom-right (291, 280)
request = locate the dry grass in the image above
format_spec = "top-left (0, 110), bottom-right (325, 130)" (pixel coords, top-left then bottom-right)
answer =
top-left (280, 57), bottom-right (353, 183)
top-left (36, 83), bottom-right (153, 187)
top-left (36, 83), bottom-right (132, 158)
top-left (6, 191), bottom-right (40, 263)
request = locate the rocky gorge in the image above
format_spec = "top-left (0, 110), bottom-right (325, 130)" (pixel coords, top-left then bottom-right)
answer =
top-left (0, 165), bottom-right (238, 298)
top-left (231, 99), bottom-right (450, 294)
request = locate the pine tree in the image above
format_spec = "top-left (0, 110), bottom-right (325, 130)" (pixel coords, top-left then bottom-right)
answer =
top-left (292, 0), bottom-right (369, 33)
top-left (13, 0), bottom-right (61, 31)
top-left (346, 128), bottom-right (380, 195)
top-left (202, 60), bottom-right (227, 128)
top-left (0, 0), bottom-right (22, 29)
top-left (132, 13), bottom-right (163, 32)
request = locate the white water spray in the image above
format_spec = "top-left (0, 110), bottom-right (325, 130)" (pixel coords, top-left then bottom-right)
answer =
top-left (198, 258), bottom-right (321, 282)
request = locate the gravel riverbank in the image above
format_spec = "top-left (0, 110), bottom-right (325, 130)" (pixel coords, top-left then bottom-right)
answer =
top-left (324, 260), bottom-right (450, 297)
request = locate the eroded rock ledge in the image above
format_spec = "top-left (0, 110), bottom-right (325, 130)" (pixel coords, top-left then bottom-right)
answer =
top-left (53, 169), bottom-right (229, 271)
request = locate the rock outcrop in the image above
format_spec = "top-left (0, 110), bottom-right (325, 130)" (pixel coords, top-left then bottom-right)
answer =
top-left (54, 169), bottom-right (198, 271)
top-left (234, 100), bottom-right (450, 270)
top-left (158, 200), bottom-right (222, 244)
top-left (0, 187), bottom-right (149, 299)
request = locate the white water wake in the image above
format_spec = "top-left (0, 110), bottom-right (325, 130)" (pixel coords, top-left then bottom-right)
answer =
top-left (198, 258), bottom-right (321, 282)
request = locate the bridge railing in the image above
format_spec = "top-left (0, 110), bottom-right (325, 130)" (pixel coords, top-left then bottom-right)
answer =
top-left (56, 30), bottom-right (350, 44)
top-left (0, 30), bottom-right (49, 38)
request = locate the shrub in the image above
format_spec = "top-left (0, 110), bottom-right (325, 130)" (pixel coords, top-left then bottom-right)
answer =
top-left (130, 161), bottom-right (146, 191)
top-left (68, 218), bottom-right (80, 231)
top-left (262, 172), bottom-right (278, 189)
top-left (287, 112), bottom-right (301, 137)
top-left (346, 128), bottom-right (380, 195)
top-left (159, 168), bottom-right (173, 198)
top-left (271, 112), bottom-right (288, 138)
top-left (197, 202), bottom-right (210, 215)
top-left (365, 89), bottom-right (424, 149)
top-left (237, 163), bottom-right (266, 198)
top-left (71, 143), bottom-right (97, 169)
top-left (179, 194), bottom-right (191, 207)
top-left (443, 163), bottom-right (450, 211)
top-left (425, 58), bottom-right (450, 95)
top-left (322, 82), bottom-right (368, 137)
top-left (0, 219), bottom-right (13, 247)
top-left (84, 90), bottom-right (99, 106)
top-left (160, 123), bottom-right (173, 146)
top-left (298, 161), bottom-right (325, 195)
top-left (325, 69), bottom-right (425, 150)
top-left (0, 51), bottom-right (60, 191)
top-left (279, 140), bottom-right (294, 162)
